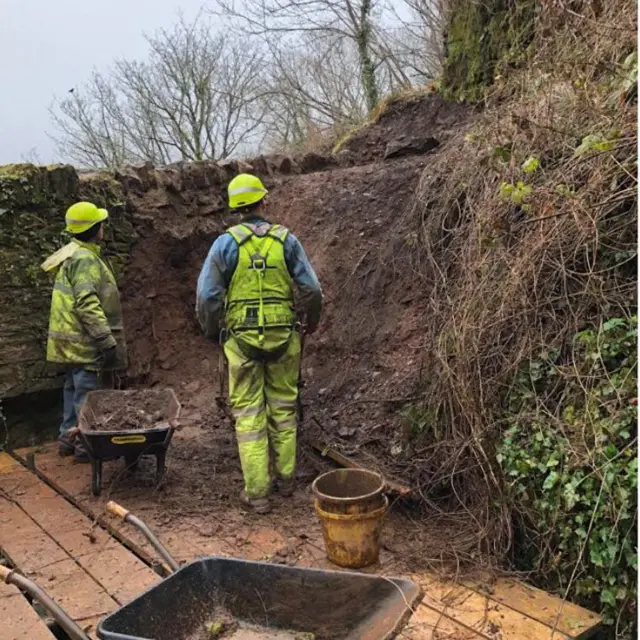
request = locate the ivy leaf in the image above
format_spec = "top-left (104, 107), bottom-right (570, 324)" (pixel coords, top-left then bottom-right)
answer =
top-left (603, 318), bottom-right (626, 331)
top-left (564, 485), bottom-right (578, 510)
top-left (601, 589), bottom-right (616, 606)
top-left (522, 156), bottom-right (540, 173)
top-left (574, 134), bottom-right (618, 157)
top-left (543, 471), bottom-right (560, 491)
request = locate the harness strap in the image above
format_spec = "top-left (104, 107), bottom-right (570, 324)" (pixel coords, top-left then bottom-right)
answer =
top-left (241, 233), bottom-right (278, 345)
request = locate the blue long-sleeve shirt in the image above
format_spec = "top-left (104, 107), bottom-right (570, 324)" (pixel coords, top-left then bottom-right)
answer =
top-left (196, 219), bottom-right (323, 339)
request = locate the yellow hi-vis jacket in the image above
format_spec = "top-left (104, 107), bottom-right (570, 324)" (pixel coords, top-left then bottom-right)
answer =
top-left (42, 240), bottom-right (127, 370)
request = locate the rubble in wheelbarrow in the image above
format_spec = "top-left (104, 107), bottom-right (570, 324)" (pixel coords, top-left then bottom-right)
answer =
top-left (87, 389), bottom-right (172, 431)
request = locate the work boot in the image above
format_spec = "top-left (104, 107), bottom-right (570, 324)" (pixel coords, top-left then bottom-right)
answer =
top-left (58, 434), bottom-right (75, 457)
top-left (73, 439), bottom-right (90, 464)
top-left (240, 491), bottom-right (271, 515)
top-left (277, 477), bottom-right (295, 497)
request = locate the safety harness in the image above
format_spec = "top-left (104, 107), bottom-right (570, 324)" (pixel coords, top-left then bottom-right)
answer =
top-left (224, 222), bottom-right (296, 346)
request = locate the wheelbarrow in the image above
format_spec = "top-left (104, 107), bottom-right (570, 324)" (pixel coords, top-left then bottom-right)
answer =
top-left (78, 389), bottom-right (181, 496)
top-left (0, 501), bottom-right (423, 640)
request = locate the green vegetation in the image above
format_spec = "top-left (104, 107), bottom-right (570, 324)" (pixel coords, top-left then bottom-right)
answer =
top-left (380, 2), bottom-right (637, 637)
top-left (499, 317), bottom-right (637, 634)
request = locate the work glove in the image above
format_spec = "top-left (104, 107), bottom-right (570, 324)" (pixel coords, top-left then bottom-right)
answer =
top-left (101, 345), bottom-right (118, 369)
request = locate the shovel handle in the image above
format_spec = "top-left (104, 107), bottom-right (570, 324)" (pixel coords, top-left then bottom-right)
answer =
top-left (106, 501), bottom-right (130, 520)
top-left (0, 565), bottom-right (11, 581)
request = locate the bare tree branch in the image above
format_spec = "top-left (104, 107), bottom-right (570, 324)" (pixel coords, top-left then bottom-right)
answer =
top-left (50, 12), bottom-right (266, 168)
top-left (213, 0), bottom-right (390, 111)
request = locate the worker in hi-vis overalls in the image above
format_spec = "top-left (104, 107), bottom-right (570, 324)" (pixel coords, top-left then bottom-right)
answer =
top-left (196, 174), bottom-right (323, 514)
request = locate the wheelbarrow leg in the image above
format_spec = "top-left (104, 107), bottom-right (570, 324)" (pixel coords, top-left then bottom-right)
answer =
top-left (155, 450), bottom-right (166, 485)
top-left (91, 459), bottom-right (103, 497)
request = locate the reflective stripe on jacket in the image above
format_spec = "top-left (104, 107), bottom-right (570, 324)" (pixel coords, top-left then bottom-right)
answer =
top-left (45, 240), bottom-right (127, 370)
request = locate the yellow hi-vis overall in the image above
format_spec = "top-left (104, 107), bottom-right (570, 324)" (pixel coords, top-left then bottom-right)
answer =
top-left (224, 223), bottom-right (300, 499)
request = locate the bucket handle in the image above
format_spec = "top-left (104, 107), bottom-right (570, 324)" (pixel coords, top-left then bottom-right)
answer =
top-left (106, 501), bottom-right (180, 573)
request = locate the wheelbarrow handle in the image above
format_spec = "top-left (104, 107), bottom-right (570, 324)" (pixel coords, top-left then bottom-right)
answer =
top-left (106, 501), bottom-right (180, 573)
top-left (0, 564), bottom-right (91, 639)
top-left (106, 500), bottom-right (130, 520)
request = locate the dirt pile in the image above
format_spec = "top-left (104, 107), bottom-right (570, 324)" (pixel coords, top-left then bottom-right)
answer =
top-left (339, 94), bottom-right (470, 163)
top-left (83, 389), bottom-right (175, 432)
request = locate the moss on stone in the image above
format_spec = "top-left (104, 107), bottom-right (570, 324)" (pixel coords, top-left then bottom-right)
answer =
top-left (440, 0), bottom-right (536, 102)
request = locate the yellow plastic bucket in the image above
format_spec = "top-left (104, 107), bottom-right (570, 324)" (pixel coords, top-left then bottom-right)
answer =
top-left (312, 469), bottom-right (388, 568)
top-left (314, 495), bottom-right (388, 568)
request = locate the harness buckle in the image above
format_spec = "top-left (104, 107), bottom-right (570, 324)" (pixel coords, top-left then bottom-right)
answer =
top-left (250, 253), bottom-right (267, 273)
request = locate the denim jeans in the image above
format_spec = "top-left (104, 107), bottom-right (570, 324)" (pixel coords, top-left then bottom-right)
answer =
top-left (60, 367), bottom-right (98, 436)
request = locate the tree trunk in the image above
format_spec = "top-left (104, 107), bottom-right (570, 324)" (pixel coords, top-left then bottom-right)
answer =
top-left (357, 0), bottom-right (380, 112)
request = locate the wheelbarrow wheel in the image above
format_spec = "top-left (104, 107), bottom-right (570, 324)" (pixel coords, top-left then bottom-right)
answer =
top-left (91, 459), bottom-right (103, 496)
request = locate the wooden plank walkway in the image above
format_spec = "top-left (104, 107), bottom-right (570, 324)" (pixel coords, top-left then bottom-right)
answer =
top-left (0, 452), bottom-right (159, 638)
top-left (0, 579), bottom-right (57, 640)
top-left (6, 445), bottom-right (603, 640)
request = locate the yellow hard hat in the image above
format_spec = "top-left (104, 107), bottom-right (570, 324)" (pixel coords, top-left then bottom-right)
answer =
top-left (65, 202), bottom-right (108, 234)
top-left (228, 173), bottom-right (268, 209)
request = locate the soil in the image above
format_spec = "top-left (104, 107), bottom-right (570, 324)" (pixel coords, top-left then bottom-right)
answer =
top-left (341, 94), bottom-right (470, 163)
top-left (87, 389), bottom-right (174, 431)
top-left (91, 399), bottom-right (335, 548)
top-left (115, 94), bottom-right (472, 498)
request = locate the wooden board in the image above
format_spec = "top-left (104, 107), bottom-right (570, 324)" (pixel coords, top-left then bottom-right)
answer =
top-left (465, 577), bottom-right (602, 638)
top-left (0, 581), bottom-right (57, 640)
top-left (0, 452), bottom-right (159, 633)
top-left (414, 573), bottom-right (602, 640)
top-left (398, 601), bottom-right (487, 639)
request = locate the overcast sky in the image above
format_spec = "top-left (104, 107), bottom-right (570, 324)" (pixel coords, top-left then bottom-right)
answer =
top-left (1, 0), bottom-right (204, 164)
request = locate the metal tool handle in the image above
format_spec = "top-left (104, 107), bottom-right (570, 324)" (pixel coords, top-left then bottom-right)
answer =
top-left (106, 501), bottom-right (180, 573)
top-left (0, 565), bottom-right (90, 639)
top-left (106, 501), bottom-right (129, 520)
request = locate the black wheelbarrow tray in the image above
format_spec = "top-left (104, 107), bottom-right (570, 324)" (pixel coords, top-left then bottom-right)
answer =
top-left (77, 389), bottom-right (181, 496)
top-left (95, 502), bottom-right (424, 640)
